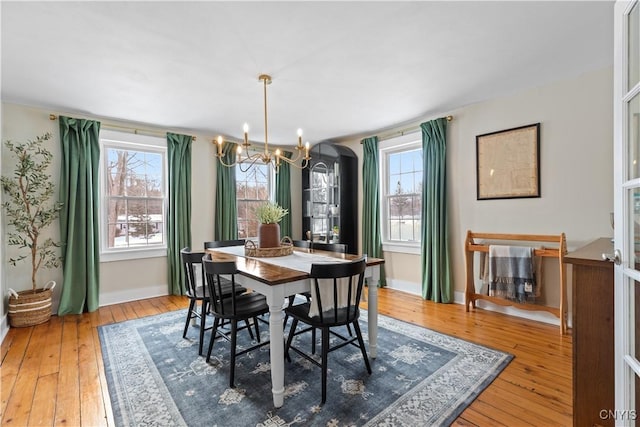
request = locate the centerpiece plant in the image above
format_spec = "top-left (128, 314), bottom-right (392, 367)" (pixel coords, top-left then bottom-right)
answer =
top-left (254, 202), bottom-right (288, 248)
top-left (1, 132), bottom-right (62, 327)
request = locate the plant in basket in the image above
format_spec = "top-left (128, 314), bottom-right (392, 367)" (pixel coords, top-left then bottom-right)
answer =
top-left (1, 132), bottom-right (62, 327)
top-left (254, 202), bottom-right (288, 248)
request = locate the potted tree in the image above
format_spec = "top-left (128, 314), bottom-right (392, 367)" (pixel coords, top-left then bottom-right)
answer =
top-left (254, 202), bottom-right (288, 248)
top-left (2, 132), bottom-right (62, 327)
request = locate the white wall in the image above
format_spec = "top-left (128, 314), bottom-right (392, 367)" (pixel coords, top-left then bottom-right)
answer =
top-left (342, 66), bottom-right (613, 324)
top-left (0, 103), bottom-right (304, 317)
top-left (1, 106), bottom-right (62, 334)
top-left (1, 66), bottom-right (613, 328)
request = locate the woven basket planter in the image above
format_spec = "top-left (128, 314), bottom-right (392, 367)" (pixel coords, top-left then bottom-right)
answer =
top-left (245, 237), bottom-right (293, 257)
top-left (8, 281), bottom-right (55, 328)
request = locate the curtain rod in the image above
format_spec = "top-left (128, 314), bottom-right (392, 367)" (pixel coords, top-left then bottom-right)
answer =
top-left (49, 114), bottom-right (196, 141)
top-left (361, 115), bottom-right (453, 143)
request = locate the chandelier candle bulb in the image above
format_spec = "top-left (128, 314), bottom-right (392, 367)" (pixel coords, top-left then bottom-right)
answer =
top-left (243, 123), bottom-right (249, 146)
top-left (297, 128), bottom-right (303, 147)
top-left (305, 142), bottom-right (310, 158)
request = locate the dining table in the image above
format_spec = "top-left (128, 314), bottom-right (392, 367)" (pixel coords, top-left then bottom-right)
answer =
top-left (204, 245), bottom-right (384, 408)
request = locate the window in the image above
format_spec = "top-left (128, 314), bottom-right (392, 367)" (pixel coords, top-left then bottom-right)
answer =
top-left (380, 133), bottom-right (423, 253)
top-left (99, 130), bottom-right (167, 261)
top-left (236, 162), bottom-right (272, 239)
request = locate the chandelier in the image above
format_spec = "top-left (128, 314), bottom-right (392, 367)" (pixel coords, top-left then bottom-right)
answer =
top-left (213, 74), bottom-right (311, 172)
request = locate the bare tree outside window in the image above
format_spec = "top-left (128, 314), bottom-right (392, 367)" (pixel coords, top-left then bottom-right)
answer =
top-left (105, 146), bottom-right (165, 248)
top-left (236, 163), bottom-right (270, 239)
top-left (386, 148), bottom-right (423, 242)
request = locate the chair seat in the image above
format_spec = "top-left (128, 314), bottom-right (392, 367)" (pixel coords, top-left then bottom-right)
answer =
top-left (188, 278), bottom-right (244, 300)
top-left (285, 302), bottom-right (359, 327)
top-left (219, 293), bottom-right (269, 319)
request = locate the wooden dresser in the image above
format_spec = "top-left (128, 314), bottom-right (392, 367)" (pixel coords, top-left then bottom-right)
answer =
top-left (565, 238), bottom-right (615, 427)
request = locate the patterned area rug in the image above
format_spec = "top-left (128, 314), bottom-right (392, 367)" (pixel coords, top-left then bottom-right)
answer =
top-left (99, 309), bottom-right (512, 426)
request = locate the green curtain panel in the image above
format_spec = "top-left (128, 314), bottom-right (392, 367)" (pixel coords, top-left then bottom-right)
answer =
top-left (57, 116), bottom-right (101, 315)
top-left (275, 151), bottom-right (292, 238)
top-left (167, 132), bottom-right (193, 295)
top-left (215, 142), bottom-right (238, 240)
top-left (361, 136), bottom-right (386, 287)
top-left (420, 118), bottom-right (452, 302)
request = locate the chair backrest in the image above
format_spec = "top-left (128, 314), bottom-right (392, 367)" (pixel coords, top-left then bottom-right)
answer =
top-left (293, 240), bottom-right (347, 253)
top-left (292, 240), bottom-right (310, 248)
top-left (313, 242), bottom-right (347, 253)
top-left (202, 254), bottom-right (241, 317)
top-left (204, 239), bottom-right (246, 249)
top-left (309, 257), bottom-right (366, 324)
top-left (180, 247), bottom-right (205, 298)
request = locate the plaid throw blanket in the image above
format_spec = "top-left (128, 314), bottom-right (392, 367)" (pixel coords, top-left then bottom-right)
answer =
top-left (488, 245), bottom-right (535, 302)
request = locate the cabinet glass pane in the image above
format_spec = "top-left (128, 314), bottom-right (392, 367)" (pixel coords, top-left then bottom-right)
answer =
top-left (630, 92), bottom-right (640, 179)
top-left (311, 169), bottom-right (327, 188)
top-left (629, 2), bottom-right (639, 91)
top-left (312, 218), bottom-right (327, 237)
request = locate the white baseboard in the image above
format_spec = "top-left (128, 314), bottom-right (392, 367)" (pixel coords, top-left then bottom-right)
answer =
top-left (1, 285), bottom-right (169, 345)
top-left (99, 284), bottom-right (169, 307)
top-left (385, 279), bottom-right (422, 296)
top-left (0, 314), bottom-right (8, 344)
top-left (452, 290), bottom-right (571, 328)
top-left (383, 281), bottom-right (569, 328)
top-left (0, 282), bottom-right (567, 347)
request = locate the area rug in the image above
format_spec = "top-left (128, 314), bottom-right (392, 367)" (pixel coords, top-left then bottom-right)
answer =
top-left (99, 309), bottom-right (512, 427)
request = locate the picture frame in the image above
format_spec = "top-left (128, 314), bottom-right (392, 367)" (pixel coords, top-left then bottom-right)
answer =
top-left (476, 123), bottom-right (540, 200)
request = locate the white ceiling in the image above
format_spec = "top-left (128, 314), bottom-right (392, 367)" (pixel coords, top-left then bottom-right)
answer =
top-left (1, 1), bottom-right (614, 146)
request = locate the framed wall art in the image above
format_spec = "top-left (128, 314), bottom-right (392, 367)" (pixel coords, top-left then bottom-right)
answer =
top-left (476, 123), bottom-right (540, 200)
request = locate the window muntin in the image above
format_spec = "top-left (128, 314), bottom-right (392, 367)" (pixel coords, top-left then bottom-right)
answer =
top-left (380, 135), bottom-right (423, 248)
top-left (236, 162), bottom-right (271, 239)
top-left (100, 131), bottom-right (167, 258)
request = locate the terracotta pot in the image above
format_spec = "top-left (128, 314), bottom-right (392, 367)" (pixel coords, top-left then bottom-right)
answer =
top-left (258, 223), bottom-right (280, 248)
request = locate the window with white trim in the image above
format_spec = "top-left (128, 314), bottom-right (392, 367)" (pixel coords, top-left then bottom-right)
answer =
top-left (99, 130), bottom-right (168, 261)
top-left (380, 133), bottom-right (423, 253)
top-left (236, 162), bottom-right (272, 240)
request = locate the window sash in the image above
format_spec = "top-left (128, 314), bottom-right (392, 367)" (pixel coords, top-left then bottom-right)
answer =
top-left (99, 131), bottom-right (168, 260)
top-left (380, 135), bottom-right (423, 248)
top-left (236, 161), bottom-right (273, 240)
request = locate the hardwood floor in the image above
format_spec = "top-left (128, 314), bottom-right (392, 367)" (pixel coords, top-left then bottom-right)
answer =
top-left (0, 288), bottom-right (572, 426)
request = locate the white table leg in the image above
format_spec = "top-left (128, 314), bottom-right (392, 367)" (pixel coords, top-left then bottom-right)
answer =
top-left (267, 298), bottom-right (285, 407)
top-left (367, 265), bottom-right (379, 359)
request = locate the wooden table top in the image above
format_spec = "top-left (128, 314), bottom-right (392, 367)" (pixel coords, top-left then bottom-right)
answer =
top-left (205, 247), bottom-right (384, 286)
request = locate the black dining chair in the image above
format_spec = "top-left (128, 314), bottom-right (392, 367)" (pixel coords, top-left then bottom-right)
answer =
top-left (204, 239), bottom-right (245, 249)
top-left (181, 247), bottom-right (251, 356)
top-left (203, 254), bottom-right (270, 388)
top-left (312, 242), bottom-right (347, 253)
top-left (292, 239), bottom-right (310, 249)
top-left (292, 240), bottom-right (347, 254)
top-left (285, 240), bottom-right (349, 350)
top-left (284, 257), bottom-right (371, 404)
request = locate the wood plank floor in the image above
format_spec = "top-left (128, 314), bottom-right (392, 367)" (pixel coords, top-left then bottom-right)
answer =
top-left (0, 288), bottom-right (572, 426)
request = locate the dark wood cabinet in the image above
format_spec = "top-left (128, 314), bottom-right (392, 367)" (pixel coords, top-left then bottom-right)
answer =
top-left (565, 238), bottom-right (615, 427)
top-left (302, 142), bottom-right (357, 254)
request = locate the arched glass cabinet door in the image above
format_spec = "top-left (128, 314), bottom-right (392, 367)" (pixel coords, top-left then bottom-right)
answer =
top-left (307, 161), bottom-right (330, 242)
